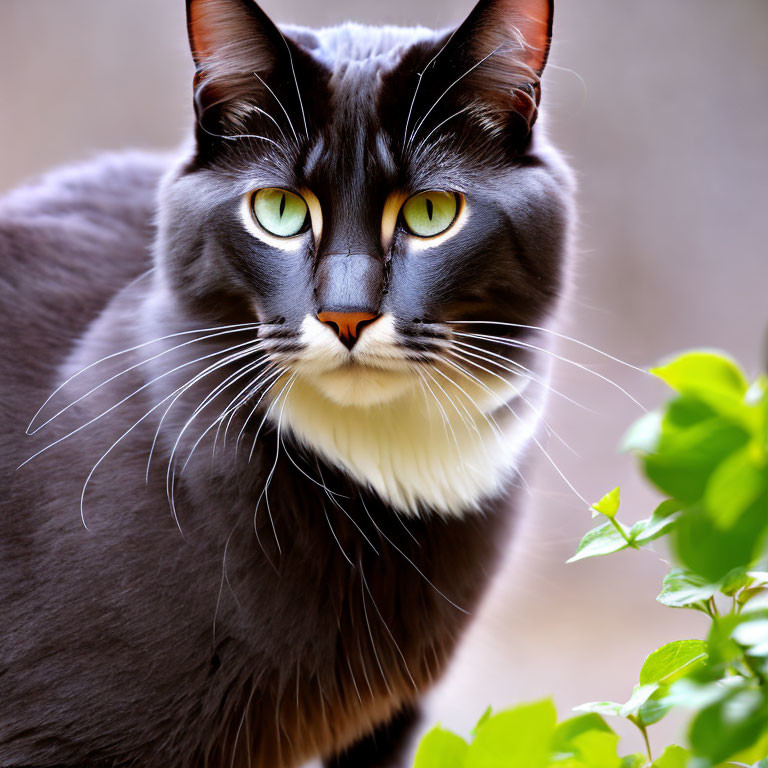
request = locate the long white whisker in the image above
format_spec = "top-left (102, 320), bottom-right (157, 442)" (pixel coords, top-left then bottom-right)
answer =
top-left (454, 331), bottom-right (647, 411)
top-left (359, 497), bottom-right (468, 615)
top-left (413, 105), bottom-right (472, 158)
top-left (276, 30), bottom-right (309, 139)
top-left (144, 343), bottom-right (264, 481)
top-left (402, 26), bottom-right (461, 149)
top-left (27, 322), bottom-right (261, 434)
top-left (447, 321), bottom-right (648, 373)
top-left (408, 45), bottom-right (503, 147)
top-left (253, 72), bottom-right (300, 145)
top-left (178, 360), bottom-right (277, 478)
top-left (19, 339), bottom-right (260, 471)
top-left (447, 353), bottom-right (589, 507)
top-left (451, 339), bottom-right (590, 412)
top-left (358, 563), bottom-right (392, 695)
top-left (360, 566), bottom-right (417, 691)
top-left (447, 348), bottom-right (577, 456)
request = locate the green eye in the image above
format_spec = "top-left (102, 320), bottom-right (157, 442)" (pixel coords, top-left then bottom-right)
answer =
top-left (401, 191), bottom-right (460, 238)
top-left (252, 188), bottom-right (309, 238)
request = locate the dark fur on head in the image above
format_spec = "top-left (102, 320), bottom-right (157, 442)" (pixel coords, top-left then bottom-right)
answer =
top-left (0, 0), bottom-right (573, 765)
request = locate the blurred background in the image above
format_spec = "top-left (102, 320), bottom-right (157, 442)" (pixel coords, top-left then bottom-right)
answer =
top-left (1, 0), bottom-right (766, 760)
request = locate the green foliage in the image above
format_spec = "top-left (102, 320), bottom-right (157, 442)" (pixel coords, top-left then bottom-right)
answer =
top-left (413, 351), bottom-right (768, 768)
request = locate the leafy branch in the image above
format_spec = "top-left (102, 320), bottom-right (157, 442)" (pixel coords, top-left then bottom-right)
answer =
top-left (413, 351), bottom-right (768, 768)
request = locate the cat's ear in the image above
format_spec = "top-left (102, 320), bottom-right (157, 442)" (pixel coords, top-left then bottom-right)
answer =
top-left (185, 0), bottom-right (299, 137)
top-left (448, 0), bottom-right (553, 130)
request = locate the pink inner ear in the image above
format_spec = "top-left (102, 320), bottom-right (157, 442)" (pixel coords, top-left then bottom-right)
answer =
top-left (492, 0), bottom-right (553, 75)
top-left (188, 0), bottom-right (259, 66)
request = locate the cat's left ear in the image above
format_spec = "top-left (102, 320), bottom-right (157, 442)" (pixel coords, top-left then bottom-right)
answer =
top-left (449, 0), bottom-right (553, 130)
top-left (186, 0), bottom-right (304, 138)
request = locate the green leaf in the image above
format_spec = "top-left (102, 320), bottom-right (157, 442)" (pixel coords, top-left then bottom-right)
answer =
top-left (639, 640), bottom-right (709, 686)
top-left (651, 351), bottom-right (748, 403)
top-left (573, 702), bottom-right (623, 718)
top-left (657, 569), bottom-right (717, 608)
top-left (620, 757), bottom-right (647, 768)
top-left (644, 416), bottom-right (750, 504)
top-left (631, 499), bottom-right (684, 545)
top-left (651, 745), bottom-right (691, 768)
top-left (569, 730), bottom-right (622, 768)
top-left (413, 726), bottom-right (469, 768)
top-left (689, 687), bottom-right (768, 764)
top-left (471, 706), bottom-right (493, 736)
top-left (705, 447), bottom-right (766, 529)
top-left (721, 567), bottom-right (751, 597)
top-left (568, 522), bottom-right (631, 563)
top-left (552, 713), bottom-right (614, 753)
top-left (592, 487), bottom-right (621, 519)
top-left (674, 496), bottom-right (768, 582)
top-left (466, 699), bottom-right (556, 768)
top-left (637, 686), bottom-right (673, 727)
top-left (731, 617), bottom-right (768, 657)
top-left (620, 684), bottom-right (659, 717)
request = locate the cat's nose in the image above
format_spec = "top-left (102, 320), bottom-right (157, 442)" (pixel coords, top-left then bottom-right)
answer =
top-left (317, 311), bottom-right (380, 350)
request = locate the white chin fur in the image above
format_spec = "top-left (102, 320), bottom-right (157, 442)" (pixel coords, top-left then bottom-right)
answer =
top-left (267, 315), bottom-right (543, 518)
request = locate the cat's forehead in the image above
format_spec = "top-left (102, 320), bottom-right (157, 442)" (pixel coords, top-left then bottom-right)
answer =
top-left (284, 22), bottom-right (437, 68)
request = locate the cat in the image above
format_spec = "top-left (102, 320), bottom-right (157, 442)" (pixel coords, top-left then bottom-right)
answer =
top-left (0, 0), bottom-right (574, 765)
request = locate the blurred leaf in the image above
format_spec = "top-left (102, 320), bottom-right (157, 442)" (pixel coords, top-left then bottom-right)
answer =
top-left (689, 687), bottom-right (768, 764)
top-left (413, 726), bottom-right (468, 768)
top-left (552, 713), bottom-right (614, 753)
top-left (620, 757), bottom-right (647, 768)
top-left (569, 730), bottom-right (622, 768)
top-left (471, 706), bottom-right (493, 736)
top-left (705, 449), bottom-right (766, 529)
top-left (657, 569), bottom-right (717, 608)
top-left (721, 567), bottom-right (751, 597)
top-left (637, 686), bottom-right (673, 727)
top-left (639, 640), bottom-right (708, 687)
top-left (644, 417), bottom-right (749, 504)
top-left (651, 745), bottom-right (691, 768)
top-left (731, 617), bottom-right (768, 657)
top-left (631, 500), bottom-right (684, 545)
top-left (466, 699), bottom-right (556, 768)
top-left (573, 702), bottom-right (623, 718)
top-left (674, 497), bottom-right (768, 582)
top-left (650, 351), bottom-right (748, 404)
top-left (620, 684), bottom-right (659, 717)
top-left (568, 523), bottom-right (631, 563)
top-left (592, 487), bottom-right (621, 519)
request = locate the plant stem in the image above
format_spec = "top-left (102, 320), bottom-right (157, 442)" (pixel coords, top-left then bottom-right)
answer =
top-left (608, 517), bottom-right (634, 546)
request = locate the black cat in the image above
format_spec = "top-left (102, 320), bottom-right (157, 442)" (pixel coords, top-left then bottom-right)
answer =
top-left (0, 0), bottom-right (573, 765)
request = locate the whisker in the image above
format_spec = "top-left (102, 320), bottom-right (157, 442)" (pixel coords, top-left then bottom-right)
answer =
top-left (144, 344), bottom-right (266, 482)
top-left (80, 343), bottom-right (263, 534)
top-left (446, 356), bottom-right (590, 507)
top-left (454, 331), bottom-right (647, 411)
top-left (19, 339), bottom-right (260, 471)
top-left (447, 320), bottom-right (648, 374)
top-left (358, 562), bottom-right (392, 696)
top-left (447, 348), bottom-right (577, 456)
top-left (359, 497), bottom-right (468, 615)
top-left (451, 339), bottom-right (590, 412)
top-left (402, 25), bottom-right (461, 149)
top-left (412, 105), bottom-right (472, 158)
top-left (360, 566), bottom-right (417, 691)
top-left (408, 45), bottom-right (503, 147)
top-left (27, 322), bottom-right (261, 434)
top-left (253, 72), bottom-right (300, 145)
top-left (324, 504), bottom-right (354, 567)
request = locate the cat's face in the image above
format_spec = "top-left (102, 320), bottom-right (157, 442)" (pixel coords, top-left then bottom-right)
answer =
top-left (160, 0), bottom-right (570, 409)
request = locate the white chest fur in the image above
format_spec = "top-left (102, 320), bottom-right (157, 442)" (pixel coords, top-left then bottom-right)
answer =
top-left (273, 367), bottom-right (542, 518)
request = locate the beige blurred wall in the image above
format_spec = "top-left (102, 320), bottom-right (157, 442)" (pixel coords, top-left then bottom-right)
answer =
top-left (2, 0), bottom-right (767, 758)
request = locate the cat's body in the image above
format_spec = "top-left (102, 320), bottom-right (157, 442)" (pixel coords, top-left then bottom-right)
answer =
top-left (0, 3), bottom-right (573, 767)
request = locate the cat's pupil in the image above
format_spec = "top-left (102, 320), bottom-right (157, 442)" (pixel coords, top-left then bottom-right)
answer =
top-left (426, 198), bottom-right (434, 221)
top-left (279, 193), bottom-right (286, 218)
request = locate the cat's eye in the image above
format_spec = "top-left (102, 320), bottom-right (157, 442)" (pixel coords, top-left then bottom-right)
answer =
top-left (251, 188), bottom-right (310, 238)
top-left (401, 191), bottom-right (460, 238)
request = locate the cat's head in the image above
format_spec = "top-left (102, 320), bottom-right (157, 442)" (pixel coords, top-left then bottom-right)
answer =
top-left (158, 0), bottom-right (572, 410)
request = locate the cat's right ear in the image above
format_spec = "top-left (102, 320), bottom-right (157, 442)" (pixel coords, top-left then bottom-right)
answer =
top-left (185, 0), bottom-right (294, 136)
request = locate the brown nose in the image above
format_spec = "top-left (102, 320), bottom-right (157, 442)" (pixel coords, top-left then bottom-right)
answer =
top-left (317, 311), bottom-right (380, 350)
